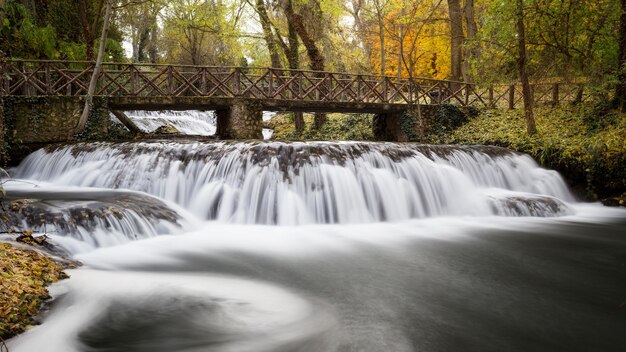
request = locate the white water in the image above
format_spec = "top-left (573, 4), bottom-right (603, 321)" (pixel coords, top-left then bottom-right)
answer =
top-left (113, 110), bottom-right (275, 139)
top-left (13, 141), bottom-right (574, 225)
top-left (5, 140), bottom-right (626, 352)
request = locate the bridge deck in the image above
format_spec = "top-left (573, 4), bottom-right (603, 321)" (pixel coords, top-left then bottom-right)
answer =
top-left (107, 96), bottom-right (409, 114)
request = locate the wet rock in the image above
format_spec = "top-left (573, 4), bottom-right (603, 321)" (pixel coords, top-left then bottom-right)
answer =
top-left (152, 124), bottom-right (181, 135)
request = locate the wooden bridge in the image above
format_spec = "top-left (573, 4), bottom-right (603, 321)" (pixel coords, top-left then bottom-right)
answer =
top-left (1, 59), bottom-right (587, 140)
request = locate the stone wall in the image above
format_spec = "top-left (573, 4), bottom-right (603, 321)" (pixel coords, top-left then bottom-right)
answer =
top-left (2, 96), bottom-right (110, 164)
top-left (216, 101), bottom-right (263, 139)
top-left (0, 52), bottom-right (6, 166)
top-left (373, 105), bottom-right (438, 142)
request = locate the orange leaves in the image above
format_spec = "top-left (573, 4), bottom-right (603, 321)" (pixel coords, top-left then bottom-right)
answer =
top-left (366, 0), bottom-right (450, 79)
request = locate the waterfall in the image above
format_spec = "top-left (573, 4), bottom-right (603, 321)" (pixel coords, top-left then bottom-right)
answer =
top-left (12, 141), bottom-right (574, 225)
top-left (113, 110), bottom-right (275, 140)
top-left (115, 110), bottom-right (217, 135)
top-left (7, 139), bottom-right (626, 352)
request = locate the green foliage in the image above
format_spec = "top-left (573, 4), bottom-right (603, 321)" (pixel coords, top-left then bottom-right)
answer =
top-left (1, 3), bottom-right (59, 59)
top-left (582, 99), bottom-right (620, 133)
top-left (269, 113), bottom-right (375, 141)
top-left (399, 110), bottom-right (418, 141)
top-left (430, 104), bottom-right (469, 136)
top-left (432, 105), bottom-right (626, 199)
top-left (475, 0), bottom-right (620, 85)
top-left (0, 1), bottom-right (126, 61)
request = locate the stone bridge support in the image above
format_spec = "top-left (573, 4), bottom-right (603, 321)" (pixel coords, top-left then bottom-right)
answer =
top-left (215, 100), bottom-right (263, 139)
top-left (373, 105), bottom-right (438, 142)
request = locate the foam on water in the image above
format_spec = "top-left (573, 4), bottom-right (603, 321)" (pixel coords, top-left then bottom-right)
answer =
top-left (12, 141), bottom-right (574, 226)
top-left (4, 139), bottom-right (626, 352)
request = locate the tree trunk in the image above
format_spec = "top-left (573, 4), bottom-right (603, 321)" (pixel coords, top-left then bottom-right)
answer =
top-left (378, 11), bottom-right (385, 76)
top-left (463, 0), bottom-right (479, 82)
top-left (78, 1), bottom-right (96, 61)
top-left (616, 0), bottom-right (626, 112)
top-left (323, 13), bottom-right (332, 68)
top-left (287, 21), bottom-right (305, 132)
top-left (77, 0), bottom-right (113, 133)
top-left (282, 0), bottom-right (325, 128)
top-left (516, 0), bottom-right (537, 135)
top-left (256, 0), bottom-right (283, 69)
top-left (447, 0), bottom-right (463, 82)
top-left (282, 2), bottom-right (324, 72)
top-left (397, 6), bottom-right (405, 78)
top-left (148, 24), bottom-right (158, 63)
top-left (350, 0), bottom-right (372, 70)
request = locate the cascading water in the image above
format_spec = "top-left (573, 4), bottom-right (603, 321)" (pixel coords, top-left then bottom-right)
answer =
top-left (13, 141), bottom-right (573, 225)
top-left (119, 110), bottom-right (217, 135)
top-left (113, 110), bottom-right (276, 139)
top-left (4, 138), bottom-right (626, 352)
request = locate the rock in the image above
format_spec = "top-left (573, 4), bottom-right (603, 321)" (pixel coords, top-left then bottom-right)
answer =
top-left (153, 124), bottom-right (181, 135)
top-left (601, 193), bottom-right (626, 207)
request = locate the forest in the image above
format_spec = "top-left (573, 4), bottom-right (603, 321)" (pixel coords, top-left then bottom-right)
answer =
top-left (3, 1), bottom-right (626, 349)
top-left (1, 0), bottom-right (624, 99)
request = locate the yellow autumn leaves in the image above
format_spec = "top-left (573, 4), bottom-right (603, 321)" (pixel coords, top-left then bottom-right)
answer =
top-left (0, 242), bottom-right (68, 340)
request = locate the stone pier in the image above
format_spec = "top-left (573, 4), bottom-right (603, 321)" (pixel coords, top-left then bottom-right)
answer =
top-left (215, 101), bottom-right (263, 139)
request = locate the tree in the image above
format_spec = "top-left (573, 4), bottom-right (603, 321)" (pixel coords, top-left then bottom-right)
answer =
top-left (617, 0), bottom-right (626, 112)
top-left (77, 0), bottom-right (114, 133)
top-left (118, 0), bottom-right (163, 62)
top-left (160, 0), bottom-right (243, 66)
top-left (462, 0), bottom-right (479, 81)
top-left (78, 0), bottom-right (106, 61)
top-left (254, 0), bottom-right (283, 69)
top-left (447, 0), bottom-right (463, 81)
top-left (371, 0), bottom-right (392, 76)
top-left (280, 0), bottom-right (326, 128)
top-left (515, 0), bottom-right (536, 135)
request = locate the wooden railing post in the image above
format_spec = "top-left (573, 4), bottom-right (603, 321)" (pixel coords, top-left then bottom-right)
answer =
top-left (298, 72), bottom-right (303, 100)
top-left (268, 68), bottom-right (273, 98)
top-left (464, 84), bottom-right (470, 106)
top-left (0, 59), bottom-right (6, 96)
top-left (508, 84), bottom-right (515, 109)
top-left (327, 72), bottom-right (333, 101)
top-left (383, 77), bottom-right (388, 103)
top-left (130, 65), bottom-right (137, 96)
top-left (233, 67), bottom-right (241, 96)
top-left (167, 66), bottom-right (174, 95)
top-left (574, 84), bottom-right (584, 104)
top-left (552, 83), bottom-right (559, 105)
top-left (488, 86), bottom-right (494, 107)
top-left (45, 62), bottom-right (51, 95)
top-left (201, 68), bottom-right (207, 95)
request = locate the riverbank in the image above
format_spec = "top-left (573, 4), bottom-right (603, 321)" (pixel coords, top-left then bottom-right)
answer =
top-left (268, 104), bottom-right (625, 204)
top-left (0, 241), bottom-right (68, 340)
top-left (427, 105), bottom-right (626, 203)
top-left (267, 113), bottom-right (375, 141)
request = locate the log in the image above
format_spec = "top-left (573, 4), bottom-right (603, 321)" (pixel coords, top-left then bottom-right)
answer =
top-left (110, 110), bottom-right (143, 134)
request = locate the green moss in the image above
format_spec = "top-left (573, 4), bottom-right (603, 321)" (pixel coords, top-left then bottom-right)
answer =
top-left (74, 96), bottom-right (110, 141)
top-left (429, 105), bottom-right (626, 200)
top-left (399, 110), bottom-right (419, 141)
top-left (268, 113), bottom-right (375, 141)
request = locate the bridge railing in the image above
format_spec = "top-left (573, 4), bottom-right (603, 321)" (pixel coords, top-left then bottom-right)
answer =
top-left (1, 60), bottom-right (588, 108)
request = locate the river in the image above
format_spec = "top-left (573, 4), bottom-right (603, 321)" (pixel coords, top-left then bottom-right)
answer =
top-left (3, 136), bottom-right (626, 351)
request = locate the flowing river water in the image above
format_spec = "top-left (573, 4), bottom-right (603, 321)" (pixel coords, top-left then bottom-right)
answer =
top-left (3, 131), bottom-right (626, 351)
